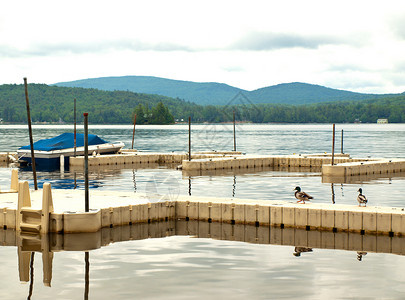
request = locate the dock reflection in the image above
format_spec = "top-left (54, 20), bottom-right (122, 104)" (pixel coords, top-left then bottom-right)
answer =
top-left (1, 218), bottom-right (405, 291)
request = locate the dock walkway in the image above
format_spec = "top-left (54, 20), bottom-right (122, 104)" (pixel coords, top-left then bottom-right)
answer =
top-left (1, 184), bottom-right (404, 236)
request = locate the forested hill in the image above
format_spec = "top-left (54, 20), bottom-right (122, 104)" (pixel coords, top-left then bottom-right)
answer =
top-left (55, 76), bottom-right (244, 106)
top-left (1, 84), bottom-right (405, 124)
top-left (0, 84), bottom-right (198, 124)
top-left (248, 82), bottom-right (395, 104)
top-left (54, 76), bottom-right (400, 105)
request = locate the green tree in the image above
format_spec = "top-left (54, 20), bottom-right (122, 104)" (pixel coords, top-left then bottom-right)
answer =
top-left (149, 102), bottom-right (175, 124)
top-left (133, 104), bottom-right (146, 124)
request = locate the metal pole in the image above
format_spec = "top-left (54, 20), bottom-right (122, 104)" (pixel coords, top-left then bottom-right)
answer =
top-left (84, 113), bottom-right (89, 212)
top-left (23, 78), bottom-right (38, 190)
top-left (74, 98), bottom-right (77, 157)
top-left (331, 123), bottom-right (335, 166)
top-left (233, 110), bottom-right (236, 152)
top-left (188, 116), bottom-right (191, 161)
top-left (341, 129), bottom-right (344, 154)
top-left (131, 114), bottom-right (137, 149)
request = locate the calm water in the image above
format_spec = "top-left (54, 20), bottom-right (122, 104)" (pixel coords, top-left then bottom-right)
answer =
top-left (1, 124), bottom-right (405, 299)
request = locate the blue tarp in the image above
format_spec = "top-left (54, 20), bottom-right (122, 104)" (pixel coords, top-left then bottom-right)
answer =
top-left (19, 133), bottom-right (108, 151)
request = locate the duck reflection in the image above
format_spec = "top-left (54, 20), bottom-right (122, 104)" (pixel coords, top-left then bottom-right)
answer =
top-left (357, 251), bottom-right (367, 261)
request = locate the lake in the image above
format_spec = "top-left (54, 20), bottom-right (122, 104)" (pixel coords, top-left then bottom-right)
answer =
top-left (1, 123), bottom-right (405, 299)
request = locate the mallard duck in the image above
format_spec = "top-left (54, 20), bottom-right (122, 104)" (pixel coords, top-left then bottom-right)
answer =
top-left (357, 188), bottom-right (368, 207)
top-left (294, 186), bottom-right (313, 204)
top-left (293, 247), bottom-right (313, 257)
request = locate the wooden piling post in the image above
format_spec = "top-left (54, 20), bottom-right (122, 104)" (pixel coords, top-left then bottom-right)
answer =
top-left (84, 113), bottom-right (89, 212)
top-left (131, 114), bottom-right (137, 149)
top-left (188, 116), bottom-right (191, 161)
top-left (341, 129), bottom-right (344, 154)
top-left (331, 123), bottom-right (335, 166)
top-left (233, 110), bottom-right (236, 152)
top-left (74, 98), bottom-right (77, 189)
top-left (74, 98), bottom-right (77, 157)
top-left (23, 78), bottom-right (38, 190)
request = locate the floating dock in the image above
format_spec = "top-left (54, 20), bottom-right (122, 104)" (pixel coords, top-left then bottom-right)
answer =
top-left (322, 159), bottom-right (405, 177)
top-left (0, 152), bottom-right (17, 163)
top-left (1, 179), bottom-right (405, 236)
top-left (5, 150), bottom-right (405, 180)
top-left (2, 150), bottom-right (405, 236)
top-left (69, 151), bottom-right (242, 167)
top-left (181, 153), bottom-right (359, 171)
top-left (69, 151), bottom-right (405, 179)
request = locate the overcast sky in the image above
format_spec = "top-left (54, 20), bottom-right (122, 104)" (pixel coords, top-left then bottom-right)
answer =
top-left (1, 0), bottom-right (405, 93)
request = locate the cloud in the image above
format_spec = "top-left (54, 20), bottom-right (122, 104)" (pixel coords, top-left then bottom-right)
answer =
top-left (326, 63), bottom-right (370, 73)
top-left (221, 65), bottom-right (245, 72)
top-left (230, 31), bottom-right (368, 51)
top-left (388, 13), bottom-right (405, 39)
top-left (0, 39), bottom-right (195, 58)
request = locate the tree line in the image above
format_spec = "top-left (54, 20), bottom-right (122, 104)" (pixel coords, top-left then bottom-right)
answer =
top-left (1, 83), bottom-right (404, 124)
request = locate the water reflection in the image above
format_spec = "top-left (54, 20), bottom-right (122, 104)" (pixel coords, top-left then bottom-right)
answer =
top-left (2, 219), bottom-right (405, 298)
top-left (132, 169), bottom-right (137, 192)
top-left (232, 175), bottom-right (236, 198)
top-left (188, 176), bottom-right (191, 196)
top-left (28, 252), bottom-right (34, 300)
top-left (357, 251), bottom-right (367, 262)
top-left (84, 252), bottom-right (90, 300)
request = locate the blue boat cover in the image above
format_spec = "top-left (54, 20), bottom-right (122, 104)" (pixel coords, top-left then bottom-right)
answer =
top-left (19, 133), bottom-right (108, 151)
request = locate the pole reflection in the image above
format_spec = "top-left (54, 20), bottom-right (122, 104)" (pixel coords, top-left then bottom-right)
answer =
top-left (84, 251), bottom-right (90, 300)
top-left (132, 169), bottom-right (137, 192)
top-left (232, 175), bottom-right (236, 198)
top-left (27, 252), bottom-right (34, 300)
top-left (188, 176), bottom-right (191, 196)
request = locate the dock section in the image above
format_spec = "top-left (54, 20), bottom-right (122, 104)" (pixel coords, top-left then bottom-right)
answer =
top-left (0, 152), bottom-right (17, 163)
top-left (4, 150), bottom-right (405, 181)
top-left (181, 154), bottom-right (370, 171)
top-left (322, 159), bottom-right (405, 177)
top-left (69, 151), bottom-right (242, 167)
top-left (1, 183), bottom-right (405, 236)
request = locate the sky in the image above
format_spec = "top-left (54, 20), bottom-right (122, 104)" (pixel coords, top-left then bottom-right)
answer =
top-left (1, 0), bottom-right (405, 93)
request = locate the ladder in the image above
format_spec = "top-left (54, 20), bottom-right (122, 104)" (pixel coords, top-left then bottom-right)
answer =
top-left (17, 181), bottom-right (54, 234)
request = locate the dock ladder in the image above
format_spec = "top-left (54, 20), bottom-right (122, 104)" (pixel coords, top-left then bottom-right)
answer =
top-left (17, 181), bottom-right (54, 234)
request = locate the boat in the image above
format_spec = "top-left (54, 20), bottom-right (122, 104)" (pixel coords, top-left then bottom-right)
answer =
top-left (17, 133), bottom-right (125, 170)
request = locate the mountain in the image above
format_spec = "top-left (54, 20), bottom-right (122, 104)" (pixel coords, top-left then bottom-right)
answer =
top-left (248, 82), bottom-right (392, 105)
top-left (54, 76), bottom-right (399, 105)
top-left (1, 83), bottom-right (405, 124)
top-left (54, 76), bottom-right (244, 105)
